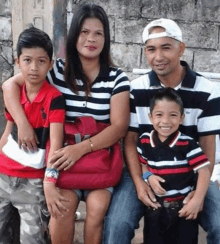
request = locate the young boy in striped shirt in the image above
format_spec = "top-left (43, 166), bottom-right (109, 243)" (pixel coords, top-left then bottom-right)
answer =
top-left (138, 88), bottom-right (210, 244)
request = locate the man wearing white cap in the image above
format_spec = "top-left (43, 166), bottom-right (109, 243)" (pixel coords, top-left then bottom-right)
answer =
top-left (103, 18), bottom-right (220, 244)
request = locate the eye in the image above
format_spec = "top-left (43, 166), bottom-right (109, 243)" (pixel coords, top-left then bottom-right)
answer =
top-left (39, 59), bottom-right (45, 64)
top-left (147, 48), bottom-right (154, 52)
top-left (96, 32), bottom-right (103, 36)
top-left (81, 30), bottom-right (88, 34)
top-left (155, 113), bottom-right (162, 117)
top-left (24, 58), bottom-right (31, 63)
top-left (170, 113), bottom-right (177, 117)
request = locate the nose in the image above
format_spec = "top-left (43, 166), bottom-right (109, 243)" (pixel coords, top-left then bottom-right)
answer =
top-left (161, 115), bottom-right (169, 123)
top-left (154, 49), bottom-right (163, 61)
top-left (31, 61), bottom-right (38, 71)
top-left (87, 32), bottom-right (95, 42)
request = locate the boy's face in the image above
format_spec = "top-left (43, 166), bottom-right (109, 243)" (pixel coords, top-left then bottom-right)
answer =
top-left (149, 99), bottom-right (184, 142)
top-left (16, 47), bottom-right (53, 86)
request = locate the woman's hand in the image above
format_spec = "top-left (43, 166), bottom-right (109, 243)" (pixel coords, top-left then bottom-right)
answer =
top-left (17, 120), bottom-right (39, 152)
top-left (148, 175), bottom-right (166, 196)
top-left (48, 143), bottom-right (87, 171)
top-left (44, 183), bottom-right (70, 218)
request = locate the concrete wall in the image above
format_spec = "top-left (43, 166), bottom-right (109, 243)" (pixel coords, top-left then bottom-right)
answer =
top-left (1, 0), bottom-right (220, 134)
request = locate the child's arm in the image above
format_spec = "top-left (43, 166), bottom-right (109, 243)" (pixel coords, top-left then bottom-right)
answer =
top-left (0, 121), bottom-right (14, 150)
top-left (142, 164), bottom-right (166, 196)
top-left (2, 73), bottom-right (38, 151)
top-left (43, 122), bottom-right (69, 218)
top-left (179, 166), bottom-right (210, 219)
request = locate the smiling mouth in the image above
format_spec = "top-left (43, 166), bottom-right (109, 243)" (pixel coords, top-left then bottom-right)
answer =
top-left (155, 63), bottom-right (167, 69)
top-left (86, 46), bottom-right (97, 51)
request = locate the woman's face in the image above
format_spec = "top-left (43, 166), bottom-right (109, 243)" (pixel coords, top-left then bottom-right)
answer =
top-left (76, 18), bottom-right (105, 62)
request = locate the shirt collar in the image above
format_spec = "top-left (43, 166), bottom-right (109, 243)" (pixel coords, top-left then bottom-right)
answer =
top-left (150, 130), bottom-right (181, 148)
top-left (20, 81), bottom-right (49, 104)
top-left (149, 61), bottom-right (196, 89)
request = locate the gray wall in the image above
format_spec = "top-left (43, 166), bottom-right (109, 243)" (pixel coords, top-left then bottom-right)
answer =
top-left (1, 0), bottom-right (220, 134)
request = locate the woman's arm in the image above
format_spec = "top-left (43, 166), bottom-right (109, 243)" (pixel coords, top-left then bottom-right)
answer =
top-left (2, 73), bottom-right (38, 150)
top-left (50, 91), bottom-right (130, 170)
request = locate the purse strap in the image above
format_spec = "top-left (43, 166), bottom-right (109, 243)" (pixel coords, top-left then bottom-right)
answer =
top-left (73, 116), bottom-right (98, 137)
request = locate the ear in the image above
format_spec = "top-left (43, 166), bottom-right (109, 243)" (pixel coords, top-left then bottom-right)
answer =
top-left (15, 57), bottom-right (20, 69)
top-left (180, 113), bottom-right (185, 124)
top-left (148, 113), bottom-right (153, 123)
top-left (179, 42), bottom-right (185, 57)
top-left (49, 59), bottom-right (53, 71)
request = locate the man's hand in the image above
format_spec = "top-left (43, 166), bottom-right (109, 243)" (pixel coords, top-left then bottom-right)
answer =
top-left (179, 197), bottom-right (204, 220)
top-left (136, 180), bottom-right (161, 209)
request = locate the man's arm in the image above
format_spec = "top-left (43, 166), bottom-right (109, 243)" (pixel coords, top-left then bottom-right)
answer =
top-left (124, 131), bottom-right (161, 208)
top-left (199, 134), bottom-right (215, 175)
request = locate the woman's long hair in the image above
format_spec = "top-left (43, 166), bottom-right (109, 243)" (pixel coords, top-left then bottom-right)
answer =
top-left (64, 3), bottom-right (114, 95)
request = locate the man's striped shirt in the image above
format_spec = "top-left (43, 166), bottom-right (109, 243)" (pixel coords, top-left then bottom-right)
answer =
top-left (130, 61), bottom-right (220, 142)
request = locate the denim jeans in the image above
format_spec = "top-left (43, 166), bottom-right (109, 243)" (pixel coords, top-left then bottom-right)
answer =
top-left (103, 168), bottom-right (220, 244)
top-left (144, 202), bottom-right (198, 244)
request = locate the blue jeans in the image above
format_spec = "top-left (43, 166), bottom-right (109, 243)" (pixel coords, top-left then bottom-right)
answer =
top-left (103, 168), bottom-right (220, 244)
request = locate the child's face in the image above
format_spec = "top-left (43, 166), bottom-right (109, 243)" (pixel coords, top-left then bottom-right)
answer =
top-left (149, 99), bottom-right (184, 142)
top-left (16, 47), bottom-right (53, 87)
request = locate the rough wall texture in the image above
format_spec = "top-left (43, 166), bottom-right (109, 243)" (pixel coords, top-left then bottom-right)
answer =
top-left (1, 0), bottom-right (220, 134)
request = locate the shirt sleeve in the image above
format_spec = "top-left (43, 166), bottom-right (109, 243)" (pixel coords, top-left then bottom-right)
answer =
top-left (129, 85), bottom-right (139, 132)
top-left (4, 108), bottom-right (14, 122)
top-left (49, 94), bottom-right (66, 124)
top-left (197, 82), bottom-right (220, 136)
top-left (186, 138), bottom-right (210, 172)
top-left (112, 68), bottom-right (130, 96)
top-left (46, 58), bottom-right (65, 86)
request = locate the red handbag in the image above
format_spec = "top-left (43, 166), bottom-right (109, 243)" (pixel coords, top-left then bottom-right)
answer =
top-left (46, 117), bottom-right (123, 189)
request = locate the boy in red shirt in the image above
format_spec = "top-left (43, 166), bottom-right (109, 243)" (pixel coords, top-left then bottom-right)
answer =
top-left (0, 26), bottom-right (66, 243)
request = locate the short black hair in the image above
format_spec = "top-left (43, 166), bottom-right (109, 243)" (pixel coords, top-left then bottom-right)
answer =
top-left (150, 88), bottom-right (184, 115)
top-left (17, 26), bottom-right (53, 60)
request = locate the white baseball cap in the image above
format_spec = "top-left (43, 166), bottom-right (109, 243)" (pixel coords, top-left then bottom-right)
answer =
top-left (142, 18), bottom-right (182, 44)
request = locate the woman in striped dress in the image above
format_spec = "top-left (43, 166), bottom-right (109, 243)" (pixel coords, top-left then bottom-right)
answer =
top-left (3, 3), bottom-right (130, 244)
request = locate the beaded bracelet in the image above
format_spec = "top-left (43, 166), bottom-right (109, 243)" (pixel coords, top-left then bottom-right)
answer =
top-left (43, 167), bottom-right (59, 184)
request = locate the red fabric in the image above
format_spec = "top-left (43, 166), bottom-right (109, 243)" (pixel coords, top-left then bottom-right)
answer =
top-left (46, 117), bottom-right (123, 189)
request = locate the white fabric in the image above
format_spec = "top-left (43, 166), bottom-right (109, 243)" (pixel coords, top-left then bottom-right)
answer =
top-left (2, 134), bottom-right (45, 169)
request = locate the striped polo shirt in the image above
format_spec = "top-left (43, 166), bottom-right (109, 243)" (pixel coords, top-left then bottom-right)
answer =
top-left (138, 130), bottom-right (209, 201)
top-left (130, 61), bottom-right (220, 142)
top-left (47, 58), bottom-right (130, 123)
top-left (0, 81), bottom-right (65, 178)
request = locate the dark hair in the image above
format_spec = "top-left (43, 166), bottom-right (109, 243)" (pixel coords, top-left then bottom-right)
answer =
top-left (17, 26), bottom-right (53, 61)
top-left (64, 3), bottom-right (114, 95)
top-left (150, 88), bottom-right (184, 115)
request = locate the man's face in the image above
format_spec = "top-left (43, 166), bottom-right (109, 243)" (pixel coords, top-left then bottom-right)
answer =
top-left (144, 27), bottom-right (185, 78)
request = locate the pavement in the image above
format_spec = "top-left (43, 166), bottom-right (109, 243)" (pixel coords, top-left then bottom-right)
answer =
top-left (74, 202), bottom-right (207, 244)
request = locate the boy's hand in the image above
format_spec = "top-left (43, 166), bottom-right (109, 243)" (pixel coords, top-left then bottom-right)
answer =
top-left (18, 121), bottom-right (39, 152)
top-left (43, 183), bottom-right (70, 218)
top-left (49, 144), bottom-right (84, 171)
top-left (148, 175), bottom-right (166, 196)
top-left (179, 197), bottom-right (204, 220)
top-left (136, 179), bottom-right (161, 209)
